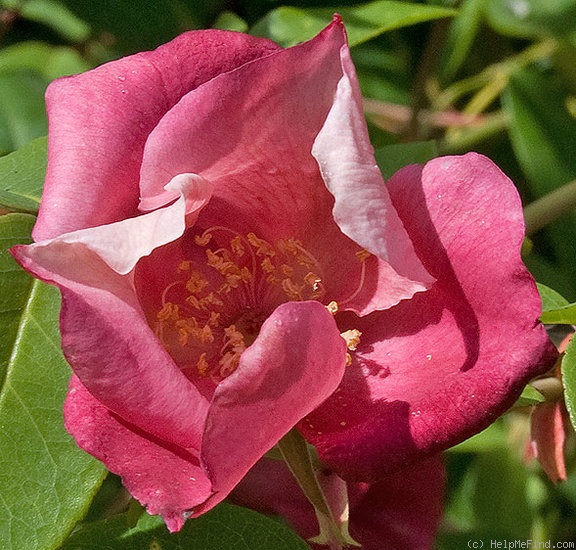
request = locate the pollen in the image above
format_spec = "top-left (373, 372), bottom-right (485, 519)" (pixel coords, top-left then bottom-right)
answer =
top-left (326, 301), bottom-right (339, 315)
top-left (154, 227), bottom-right (328, 383)
top-left (356, 249), bottom-right (372, 262)
top-left (341, 328), bottom-right (362, 367)
top-left (341, 329), bottom-right (362, 351)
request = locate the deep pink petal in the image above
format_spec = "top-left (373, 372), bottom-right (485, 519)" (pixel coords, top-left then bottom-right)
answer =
top-left (11, 186), bottom-right (212, 449)
top-left (138, 19), bottom-right (345, 217)
top-left (230, 455), bottom-right (445, 550)
top-left (196, 301), bottom-right (347, 514)
top-left (35, 30), bottom-right (279, 240)
top-left (64, 376), bottom-right (212, 532)
top-left (137, 18), bottom-right (425, 315)
top-left (301, 153), bottom-right (557, 479)
top-left (312, 42), bottom-right (433, 304)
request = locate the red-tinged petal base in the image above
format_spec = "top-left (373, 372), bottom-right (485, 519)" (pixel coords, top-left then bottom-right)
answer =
top-left (301, 153), bottom-right (557, 480)
top-left (230, 455), bottom-right (445, 550)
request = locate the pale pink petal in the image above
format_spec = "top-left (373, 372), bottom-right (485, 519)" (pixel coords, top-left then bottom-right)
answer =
top-left (312, 43), bottom-right (434, 306)
top-left (196, 301), bottom-right (347, 514)
top-left (300, 153), bottom-right (557, 479)
top-left (35, 31), bottom-right (279, 240)
top-left (24, 173), bottom-right (212, 276)
top-left (64, 376), bottom-right (212, 532)
top-left (231, 455), bottom-right (445, 550)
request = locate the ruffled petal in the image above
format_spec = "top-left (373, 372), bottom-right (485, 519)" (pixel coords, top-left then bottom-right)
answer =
top-left (301, 153), bottom-right (557, 479)
top-left (35, 30), bottom-right (279, 240)
top-left (312, 42), bottom-right (433, 307)
top-left (64, 376), bottom-right (212, 532)
top-left (230, 455), bottom-right (445, 550)
top-left (197, 301), bottom-right (346, 514)
top-left (11, 179), bottom-right (212, 449)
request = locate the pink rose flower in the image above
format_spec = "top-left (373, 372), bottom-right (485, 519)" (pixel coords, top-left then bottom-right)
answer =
top-left (12, 15), bottom-right (555, 541)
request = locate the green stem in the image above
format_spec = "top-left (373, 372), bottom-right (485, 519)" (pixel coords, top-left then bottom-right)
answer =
top-left (277, 429), bottom-right (358, 549)
top-left (523, 180), bottom-right (576, 236)
top-left (435, 39), bottom-right (557, 111)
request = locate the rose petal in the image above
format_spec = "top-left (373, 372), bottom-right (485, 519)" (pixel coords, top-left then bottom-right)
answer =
top-left (230, 455), bottom-right (445, 550)
top-left (35, 30), bottom-right (279, 240)
top-left (138, 18), bottom-right (346, 217)
top-left (64, 376), bottom-right (212, 532)
top-left (138, 17), bottom-right (427, 314)
top-left (301, 153), bottom-right (557, 479)
top-left (196, 300), bottom-right (347, 514)
top-left (312, 43), bottom-right (433, 299)
top-left (529, 402), bottom-right (567, 482)
top-left (19, 173), bottom-right (212, 276)
top-left (11, 180), bottom-right (212, 449)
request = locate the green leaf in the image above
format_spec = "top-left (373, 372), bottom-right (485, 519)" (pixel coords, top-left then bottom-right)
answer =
top-left (374, 140), bottom-right (438, 179)
top-left (0, 0), bottom-right (90, 42)
top-left (213, 11), bottom-right (249, 33)
top-left (61, 502), bottom-right (310, 549)
top-left (444, 446), bottom-right (536, 538)
top-left (251, 1), bottom-right (457, 47)
top-left (438, 0), bottom-right (484, 82)
top-left (485, 0), bottom-right (576, 39)
top-left (561, 335), bottom-right (576, 432)
top-left (0, 214), bottom-right (106, 550)
top-left (538, 282), bottom-right (570, 311)
top-left (504, 68), bottom-right (576, 298)
top-left (0, 72), bottom-right (48, 154)
top-left (512, 384), bottom-right (546, 408)
top-left (540, 303), bottom-right (576, 325)
top-left (59, 0), bottom-right (201, 54)
top-left (504, 69), bottom-right (576, 195)
top-left (0, 42), bottom-right (91, 81)
top-left (447, 421), bottom-right (508, 454)
top-left (0, 136), bottom-right (47, 213)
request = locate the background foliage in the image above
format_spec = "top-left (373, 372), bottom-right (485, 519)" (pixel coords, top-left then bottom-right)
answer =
top-left (1, 0), bottom-right (576, 548)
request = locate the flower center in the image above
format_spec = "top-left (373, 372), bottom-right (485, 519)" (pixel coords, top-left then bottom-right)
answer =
top-left (154, 227), bottom-right (328, 382)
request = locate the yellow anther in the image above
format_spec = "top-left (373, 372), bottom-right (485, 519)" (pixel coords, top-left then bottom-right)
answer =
top-left (197, 352), bottom-right (209, 376)
top-left (186, 292), bottom-right (224, 311)
top-left (222, 324), bottom-right (246, 349)
top-left (230, 235), bottom-right (245, 256)
top-left (341, 329), bottom-right (362, 351)
top-left (186, 271), bottom-right (209, 294)
top-left (194, 232), bottom-right (212, 246)
top-left (261, 257), bottom-right (276, 274)
top-left (156, 228), bottom-right (337, 381)
top-left (157, 302), bottom-right (180, 322)
top-left (281, 278), bottom-right (304, 301)
top-left (247, 233), bottom-right (275, 256)
top-left (356, 249), bottom-right (371, 262)
top-left (326, 301), bottom-right (339, 315)
top-left (208, 311), bottom-right (221, 327)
